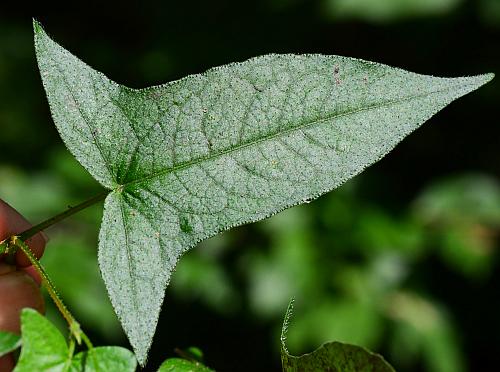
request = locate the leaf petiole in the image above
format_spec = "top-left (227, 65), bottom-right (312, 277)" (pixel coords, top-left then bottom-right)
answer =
top-left (18, 191), bottom-right (109, 241)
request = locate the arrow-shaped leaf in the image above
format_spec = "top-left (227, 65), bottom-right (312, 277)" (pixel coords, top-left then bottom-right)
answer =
top-left (33, 20), bottom-right (493, 365)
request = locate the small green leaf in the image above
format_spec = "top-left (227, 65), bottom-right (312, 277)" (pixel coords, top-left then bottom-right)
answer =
top-left (33, 20), bottom-right (493, 365)
top-left (0, 331), bottom-right (21, 357)
top-left (280, 301), bottom-right (395, 372)
top-left (158, 358), bottom-right (214, 372)
top-left (14, 309), bottom-right (136, 372)
top-left (72, 347), bottom-right (137, 372)
top-left (184, 346), bottom-right (204, 361)
top-left (15, 309), bottom-right (69, 372)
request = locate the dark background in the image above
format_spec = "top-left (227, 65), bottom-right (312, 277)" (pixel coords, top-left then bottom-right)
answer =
top-left (1, 1), bottom-right (499, 371)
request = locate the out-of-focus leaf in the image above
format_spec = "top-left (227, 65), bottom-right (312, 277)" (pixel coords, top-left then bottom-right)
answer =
top-left (0, 331), bottom-right (21, 357)
top-left (158, 358), bottom-right (214, 372)
top-left (440, 226), bottom-right (494, 277)
top-left (281, 301), bottom-right (395, 371)
top-left (248, 207), bottom-right (319, 317)
top-left (414, 174), bottom-right (500, 226)
top-left (388, 323), bottom-right (422, 369)
top-left (184, 347), bottom-right (205, 361)
top-left (387, 292), bottom-right (442, 334)
top-left (323, 0), bottom-right (462, 23)
top-left (385, 292), bottom-right (464, 372)
top-left (356, 209), bottom-right (425, 259)
top-left (413, 175), bottom-right (499, 277)
top-left (334, 257), bottom-right (408, 302)
top-left (421, 325), bottom-right (465, 372)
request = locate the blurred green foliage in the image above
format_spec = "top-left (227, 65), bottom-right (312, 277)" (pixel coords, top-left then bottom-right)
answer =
top-left (1, 2), bottom-right (499, 370)
top-left (1, 155), bottom-right (498, 372)
top-left (322, 0), bottom-right (463, 23)
top-left (479, 0), bottom-right (500, 27)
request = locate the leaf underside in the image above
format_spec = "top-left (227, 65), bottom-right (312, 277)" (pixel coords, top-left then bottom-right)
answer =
top-left (33, 20), bottom-right (493, 365)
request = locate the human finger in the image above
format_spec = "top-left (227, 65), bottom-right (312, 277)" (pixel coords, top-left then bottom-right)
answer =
top-left (0, 268), bottom-right (45, 334)
top-left (0, 354), bottom-right (15, 372)
top-left (0, 200), bottom-right (47, 267)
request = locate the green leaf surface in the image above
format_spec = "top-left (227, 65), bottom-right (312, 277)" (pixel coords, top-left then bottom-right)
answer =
top-left (33, 20), bottom-right (493, 365)
top-left (14, 309), bottom-right (136, 372)
top-left (324, 0), bottom-right (462, 23)
top-left (15, 309), bottom-right (69, 372)
top-left (158, 358), bottom-right (214, 372)
top-left (282, 342), bottom-right (396, 372)
top-left (281, 301), bottom-right (395, 372)
top-left (72, 347), bottom-right (137, 372)
top-left (0, 331), bottom-right (21, 357)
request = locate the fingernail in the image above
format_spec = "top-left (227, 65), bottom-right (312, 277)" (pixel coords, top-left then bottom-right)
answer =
top-left (0, 262), bottom-right (16, 275)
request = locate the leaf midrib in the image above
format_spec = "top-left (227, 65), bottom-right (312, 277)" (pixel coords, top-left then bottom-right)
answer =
top-left (120, 83), bottom-right (465, 190)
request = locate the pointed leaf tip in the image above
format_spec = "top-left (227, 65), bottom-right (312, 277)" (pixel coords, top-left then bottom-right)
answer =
top-left (484, 72), bottom-right (495, 82)
top-left (32, 19), bottom-right (43, 34)
top-left (473, 72), bottom-right (495, 87)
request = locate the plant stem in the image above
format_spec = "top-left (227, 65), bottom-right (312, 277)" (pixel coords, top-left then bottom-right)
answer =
top-left (67, 337), bottom-right (76, 362)
top-left (81, 332), bottom-right (93, 350)
top-left (11, 236), bottom-right (91, 346)
top-left (19, 191), bottom-right (109, 240)
top-left (3, 192), bottom-right (108, 348)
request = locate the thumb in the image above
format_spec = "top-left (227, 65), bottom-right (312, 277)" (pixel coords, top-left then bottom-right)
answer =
top-left (0, 263), bottom-right (45, 334)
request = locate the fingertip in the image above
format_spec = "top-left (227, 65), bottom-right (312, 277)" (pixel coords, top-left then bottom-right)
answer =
top-left (0, 354), bottom-right (15, 372)
top-left (0, 199), bottom-right (47, 267)
top-left (0, 200), bottom-right (11, 240)
top-left (0, 262), bottom-right (16, 275)
top-left (15, 233), bottom-right (46, 267)
top-left (21, 265), bottom-right (42, 286)
top-left (0, 271), bottom-right (46, 334)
